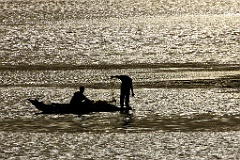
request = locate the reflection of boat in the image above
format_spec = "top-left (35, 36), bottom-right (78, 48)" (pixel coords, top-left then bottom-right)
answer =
top-left (28, 99), bottom-right (130, 114)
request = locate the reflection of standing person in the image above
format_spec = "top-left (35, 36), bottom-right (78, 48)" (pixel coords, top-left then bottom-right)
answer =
top-left (110, 75), bottom-right (134, 110)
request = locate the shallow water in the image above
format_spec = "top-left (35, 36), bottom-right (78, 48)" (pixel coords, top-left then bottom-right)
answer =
top-left (1, 79), bottom-right (240, 159)
top-left (1, 86), bottom-right (240, 131)
top-left (1, 0), bottom-right (240, 159)
top-left (1, 2), bottom-right (240, 65)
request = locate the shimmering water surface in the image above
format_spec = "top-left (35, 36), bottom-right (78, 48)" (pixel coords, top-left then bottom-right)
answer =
top-left (1, 0), bottom-right (240, 159)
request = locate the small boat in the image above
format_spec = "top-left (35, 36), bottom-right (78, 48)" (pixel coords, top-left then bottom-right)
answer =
top-left (28, 99), bottom-right (131, 114)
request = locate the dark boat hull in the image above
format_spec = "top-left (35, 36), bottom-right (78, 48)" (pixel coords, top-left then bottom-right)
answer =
top-left (28, 99), bottom-right (125, 114)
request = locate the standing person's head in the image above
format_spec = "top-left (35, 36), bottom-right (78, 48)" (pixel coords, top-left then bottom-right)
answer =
top-left (79, 86), bottom-right (85, 93)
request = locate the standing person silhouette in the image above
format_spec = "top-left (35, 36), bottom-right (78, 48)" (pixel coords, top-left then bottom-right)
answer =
top-left (110, 75), bottom-right (135, 110)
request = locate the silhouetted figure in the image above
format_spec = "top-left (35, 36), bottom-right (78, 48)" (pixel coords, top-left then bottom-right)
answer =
top-left (70, 86), bottom-right (93, 112)
top-left (111, 75), bottom-right (134, 110)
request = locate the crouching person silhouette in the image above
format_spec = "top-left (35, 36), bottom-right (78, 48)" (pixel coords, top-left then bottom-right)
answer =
top-left (70, 86), bottom-right (93, 113)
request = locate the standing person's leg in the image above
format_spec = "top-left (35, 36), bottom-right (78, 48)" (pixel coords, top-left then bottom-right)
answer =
top-left (120, 94), bottom-right (124, 109)
top-left (125, 94), bottom-right (130, 108)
